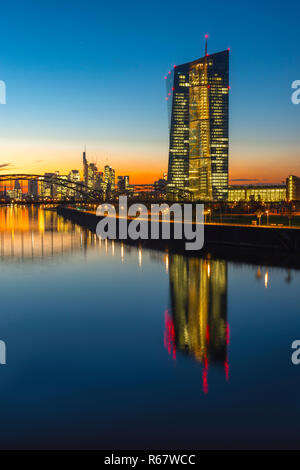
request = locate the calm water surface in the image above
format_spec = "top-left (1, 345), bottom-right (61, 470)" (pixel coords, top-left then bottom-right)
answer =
top-left (0, 206), bottom-right (299, 449)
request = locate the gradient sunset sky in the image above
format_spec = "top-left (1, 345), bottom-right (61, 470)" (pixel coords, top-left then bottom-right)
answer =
top-left (0, 0), bottom-right (299, 184)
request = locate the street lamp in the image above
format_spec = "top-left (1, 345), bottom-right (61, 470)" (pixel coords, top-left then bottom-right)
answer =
top-left (204, 209), bottom-right (210, 223)
top-left (266, 210), bottom-right (269, 226)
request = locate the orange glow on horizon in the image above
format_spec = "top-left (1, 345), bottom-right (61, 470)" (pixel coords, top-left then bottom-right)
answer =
top-left (1, 138), bottom-right (300, 186)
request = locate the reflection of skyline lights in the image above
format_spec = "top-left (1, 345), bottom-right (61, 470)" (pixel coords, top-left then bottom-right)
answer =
top-left (206, 325), bottom-right (210, 344)
top-left (225, 322), bottom-right (230, 346)
top-left (225, 322), bottom-right (230, 382)
top-left (264, 271), bottom-right (269, 288)
top-left (202, 355), bottom-right (208, 394)
top-left (4, 206), bottom-right (288, 402)
top-left (164, 310), bottom-right (176, 361)
top-left (225, 356), bottom-right (229, 381)
top-left (0, 207), bottom-right (87, 259)
top-left (167, 256), bottom-right (229, 394)
top-left (165, 253), bottom-right (169, 273)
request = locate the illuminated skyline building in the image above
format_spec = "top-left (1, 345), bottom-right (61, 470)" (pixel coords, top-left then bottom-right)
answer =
top-left (42, 172), bottom-right (57, 197)
top-left (83, 148), bottom-right (88, 187)
top-left (287, 175), bottom-right (300, 201)
top-left (166, 43), bottom-right (229, 200)
top-left (87, 162), bottom-right (98, 189)
top-left (228, 184), bottom-right (287, 202)
top-left (68, 170), bottom-right (80, 197)
top-left (95, 171), bottom-right (104, 191)
top-left (117, 175), bottom-right (130, 191)
top-left (104, 165), bottom-right (115, 192)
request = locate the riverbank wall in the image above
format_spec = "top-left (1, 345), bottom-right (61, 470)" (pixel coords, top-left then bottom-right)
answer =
top-left (57, 206), bottom-right (300, 267)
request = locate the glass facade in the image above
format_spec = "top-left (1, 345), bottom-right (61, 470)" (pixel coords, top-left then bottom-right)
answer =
top-left (286, 175), bottom-right (300, 201)
top-left (228, 185), bottom-right (287, 202)
top-left (167, 50), bottom-right (229, 200)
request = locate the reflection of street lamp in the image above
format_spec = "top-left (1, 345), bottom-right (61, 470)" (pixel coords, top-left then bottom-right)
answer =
top-left (264, 271), bottom-right (269, 288)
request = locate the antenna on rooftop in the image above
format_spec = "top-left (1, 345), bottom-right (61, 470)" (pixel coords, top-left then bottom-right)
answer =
top-left (205, 34), bottom-right (208, 55)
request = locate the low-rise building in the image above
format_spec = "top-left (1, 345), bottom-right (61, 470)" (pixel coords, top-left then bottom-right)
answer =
top-left (228, 185), bottom-right (286, 202)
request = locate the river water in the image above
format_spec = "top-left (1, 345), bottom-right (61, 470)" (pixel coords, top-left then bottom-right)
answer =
top-left (0, 206), bottom-right (299, 449)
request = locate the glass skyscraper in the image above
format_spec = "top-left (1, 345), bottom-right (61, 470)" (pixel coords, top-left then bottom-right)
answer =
top-left (166, 49), bottom-right (229, 200)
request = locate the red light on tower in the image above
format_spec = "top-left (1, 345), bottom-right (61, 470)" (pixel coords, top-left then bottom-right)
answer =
top-left (164, 76), bottom-right (167, 80)
top-left (228, 86), bottom-right (231, 89)
top-left (204, 34), bottom-right (209, 56)
top-left (168, 92), bottom-right (171, 96)
top-left (227, 47), bottom-right (230, 51)
top-left (172, 87), bottom-right (175, 91)
top-left (168, 71), bottom-right (171, 74)
top-left (173, 65), bottom-right (176, 68)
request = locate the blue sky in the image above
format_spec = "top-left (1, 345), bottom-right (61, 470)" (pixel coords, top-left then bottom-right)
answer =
top-left (0, 0), bottom-right (299, 182)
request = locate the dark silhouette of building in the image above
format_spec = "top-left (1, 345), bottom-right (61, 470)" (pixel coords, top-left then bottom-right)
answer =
top-left (28, 179), bottom-right (39, 197)
top-left (117, 175), bottom-right (130, 191)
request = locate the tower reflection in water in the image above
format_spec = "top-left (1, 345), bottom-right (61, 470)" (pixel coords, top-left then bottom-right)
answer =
top-left (166, 255), bottom-right (229, 393)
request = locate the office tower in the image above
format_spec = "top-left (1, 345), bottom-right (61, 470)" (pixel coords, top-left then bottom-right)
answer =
top-left (28, 179), bottom-right (39, 197)
top-left (56, 175), bottom-right (68, 198)
top-left (43, 173), bottom-right (57, 197)
top-left (117, 175), bottom-right (130, 191)
top-left (11, 179), bottom-right (22, 200)
top-left (68, 170), bottom-right (80, 197)
top-left (69, 169), bottom-right (80, 183)
top-left (104, 165), bottom-right (115, 192)
top-left (166, 44), bottom-right (229, 200)
top-left (82, 148), bottom-right (101, 190)
top-left (87, 163), bottom-right (98, 189)
top-left (83, 148), bottom-right (88, 187)
top-left (111, 169), bottom-right (115, 191)
top-left (95, 171), bottom-right (104, 191)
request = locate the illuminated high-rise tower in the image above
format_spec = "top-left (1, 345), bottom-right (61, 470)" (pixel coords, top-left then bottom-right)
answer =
top-left (83, 146), bottom-right (88, 187)
top-left (166, 40), bottom-right (229, 200)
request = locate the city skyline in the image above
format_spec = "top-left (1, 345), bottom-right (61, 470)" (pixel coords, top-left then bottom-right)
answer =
top-left (0, 1), bottom-right (300, 453)
top-left (0, 1), bottom-right (299, 185)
